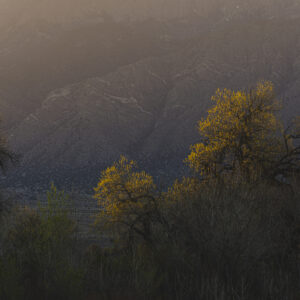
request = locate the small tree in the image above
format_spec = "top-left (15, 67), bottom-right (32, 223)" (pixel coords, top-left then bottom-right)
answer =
top-left (187, 81), bottom-right (300, 183)
top-left (0, 118), bottom-right (15, 215)
top-left (0, 119), bottom-right (14, 173)
top-left (94, 156), bottom-right (159, 245)
top-left (1, 185), bottom-right (81, 299)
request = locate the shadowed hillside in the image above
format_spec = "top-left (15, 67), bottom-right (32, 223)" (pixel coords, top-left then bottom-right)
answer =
top-left (0, 1), bottom-right (300, 189)
top-left (3, 17), bottom-right (300, 188)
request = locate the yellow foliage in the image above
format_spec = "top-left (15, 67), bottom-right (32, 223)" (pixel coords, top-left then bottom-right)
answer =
top-left (187, 81), bottom-right (284, 181)
top-left (94, 156), bottom-right (156, 228)
top-left (166, 177), bottom-right (201, 203)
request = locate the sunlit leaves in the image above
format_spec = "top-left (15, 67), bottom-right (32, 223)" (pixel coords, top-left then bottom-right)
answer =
top-left (94, 156), bottom-right (157, 240)
top-left (187, 81), bottom-right (286, 181)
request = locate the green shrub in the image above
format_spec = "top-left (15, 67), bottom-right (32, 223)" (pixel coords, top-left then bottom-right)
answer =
top-left (0, 185), bottom-right (84, 300)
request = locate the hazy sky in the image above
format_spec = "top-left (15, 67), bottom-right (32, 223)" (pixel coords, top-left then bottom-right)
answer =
top-left (0, 0), bottom-right (298, 28)
top-left (0, 0), bottom-right (230, 25)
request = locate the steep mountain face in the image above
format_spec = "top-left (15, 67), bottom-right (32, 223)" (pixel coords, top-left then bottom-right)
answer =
top-left (4, 15), bottom-right (300, 189)
top-left (9, 59), bottom-right (171, 184)
top-left (0, 19), bottom-right (170, 130)
top-left (1, 1), bottom-right (300, 189)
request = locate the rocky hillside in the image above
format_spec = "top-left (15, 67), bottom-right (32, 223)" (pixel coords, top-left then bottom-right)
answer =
top-left (0, 19), bottom-right (171, 128)
top-left (0, 2), bottom-right (300, 189)
top-left (1, 15), bottom-right (299, 189)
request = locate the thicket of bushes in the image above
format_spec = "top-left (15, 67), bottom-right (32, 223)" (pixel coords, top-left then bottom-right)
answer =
top-left (0, 181), bottom-right (299, 299)
top-left (0, 81), bottom-right (300, 299)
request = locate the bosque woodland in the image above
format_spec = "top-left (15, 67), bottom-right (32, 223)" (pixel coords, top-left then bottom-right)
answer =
top-left (1, 1), bottom-right (300, 299)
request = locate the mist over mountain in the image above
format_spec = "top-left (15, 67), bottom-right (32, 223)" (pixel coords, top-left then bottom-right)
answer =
top-left (1, 0), bottom-right (300, 190)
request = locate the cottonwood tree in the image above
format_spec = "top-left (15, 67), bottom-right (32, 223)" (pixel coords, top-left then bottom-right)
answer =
top-left (187, 81), bottom-right (300, 183)
top-left (94, 156), bottom-right (160, 245)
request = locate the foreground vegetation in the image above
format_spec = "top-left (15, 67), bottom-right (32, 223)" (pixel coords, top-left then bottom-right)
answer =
top-left (1, 82), bottom-right (300, 299)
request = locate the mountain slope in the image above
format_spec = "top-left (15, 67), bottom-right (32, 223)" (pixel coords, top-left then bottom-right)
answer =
top-left (5, 17), bottom-right (300, 189)
top-left (0, 19), bottom-right (171, 130)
